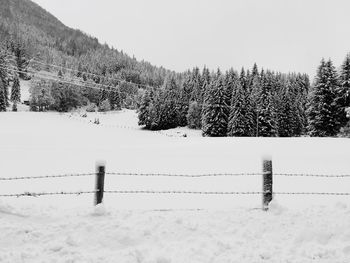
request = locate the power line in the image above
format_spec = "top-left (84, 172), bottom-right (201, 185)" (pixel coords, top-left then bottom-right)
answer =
top-left (6, 53), bottom-right (154, 90)
top-left (0, 66), bottom-right (136, 97)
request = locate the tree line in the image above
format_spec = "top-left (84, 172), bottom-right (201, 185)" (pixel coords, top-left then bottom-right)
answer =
top-left (138, 54), bottom-right (350, 137)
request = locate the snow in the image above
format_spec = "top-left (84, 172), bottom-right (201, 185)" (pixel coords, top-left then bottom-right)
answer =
top-left (1, 109), bottom-right (350, 262)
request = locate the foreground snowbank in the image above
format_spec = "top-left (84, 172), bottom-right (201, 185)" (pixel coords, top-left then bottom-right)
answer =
top-left (1, 200), bottom-right (350, 263)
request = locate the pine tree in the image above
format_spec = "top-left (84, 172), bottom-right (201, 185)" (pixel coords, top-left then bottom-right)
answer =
top-left (202, 74), bottom-right (230, 136)
top-left (138, 90), bottom-right (152, 128)
top-left (190, 67), bottom-right (203, 103)
top-left (225, 69), bottom-right (237, 105)
top-left (187, 101), bottom-right (202, 129)
top-left (307, 59), bottom-right (340, 136)
top-left (0, 51), bottom-right (9, 107)
top-left (158, 75), bottom-right (180, 129)
top-left (177, 72), bottom-right (192, 126)
top-left (227, 80), bottom-right (252, 136)
top-left (256, 71), bottom-right (277, 137)
top-left (274, 84), bottom-right (295, 137)
top-left (99, 88), bottom-right (108, 105)
top-left (109, 87), bottom-right (122, 110)
top-left (14, 42), bottom-right (29, 79)
top-left (11, 76), bottom-right (21, 102)
top-left (0, 80), bottom-right (6, 111)
top-left (337, 53), bottom-right (350, 128)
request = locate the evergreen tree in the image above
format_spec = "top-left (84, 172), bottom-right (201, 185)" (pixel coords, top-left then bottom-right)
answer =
top-left (177, 87), bottom-right (190, 126)
top-left (14, 42), bottom-right (30, 80)
top-left (0, 80), bottom-right (6, 111)
top-left (256, 71), bottom-right (277, 137)
top-left (274, 85), bottom-right (295, 137)
top-left (177, 72), bottom-right (192, 126)
top-left (109, 87), bottom-right (122, 110)
top-left (307, 59), bottom-right (341, 136)
top-left (227, 80), bottom-right (252, 136)
top-left (202, 74), bottom-right (230, 136)
top-left (187, 101), bottom-right (202, 129)
top-left (337, 53), bottom-right (350, 128)
top-left (138, 90), bottom-right (152, 128)
top-left (99, 88), bottom-right (108, 105)
top-left (0, 51), bottom-right (9, 107)
top-left (190, 67), bottom-right (203, 103)
top-left (158, 75), bottom-right (180, 129)
top-left (225, 69), bottom-right (237, 105)
top-left (10, 76), bottom-right (21, 102)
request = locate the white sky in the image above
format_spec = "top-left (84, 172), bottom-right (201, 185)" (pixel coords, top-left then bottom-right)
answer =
top-left (32, 0), bottom-right (350, 78)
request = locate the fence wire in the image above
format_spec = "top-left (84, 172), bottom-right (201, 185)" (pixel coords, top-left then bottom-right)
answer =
top-left (0, 173), bottom-right (96, 181)
top-left (104, 190), bottom-right (264, 195)
top-left (0, 191), bottom-right (97, 198)
top-left (3, 171), bottom-right (350, 181)
top-left (106, 172), bottom-right (263, 177)
top-left (3, 190), bottom-right (350, 198)
top-left (275, 173), bottom-right (350, 178)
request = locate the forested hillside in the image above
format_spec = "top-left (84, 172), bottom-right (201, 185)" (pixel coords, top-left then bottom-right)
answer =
top-left (0, 0), bottom-right (173, 102)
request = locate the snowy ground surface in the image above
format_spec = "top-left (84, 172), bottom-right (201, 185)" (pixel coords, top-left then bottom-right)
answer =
top-left (1, 110), bottom-right (350, 262)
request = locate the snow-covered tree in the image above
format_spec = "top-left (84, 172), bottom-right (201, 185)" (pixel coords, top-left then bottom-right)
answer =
top-left (202, 74), bottom-right (230, 136)
top-left (256, 71), bottom-right (277, 137)
top-left (10, 76), bottom-right (21, 102)
top-left (0, 51), bottom-right (9, 107)
top-left (0, 80), bottom-right (6, 111)
top-left (307, 59), bottom-right (341, 136)
top-left (227, 80), bottom-right (252, 136)
top-left (99, 88), bottom-right (108, 105)
top-left (109, 87), bottom-right (122, 110)
top-left (138, 89), bottom-right (152, 128)
top-left (187, 101), bottom-right (202, 129)
top-left (337, 53), bottom-right (350, 128)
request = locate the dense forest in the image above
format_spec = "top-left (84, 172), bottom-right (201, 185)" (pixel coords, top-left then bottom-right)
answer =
top-left (0, 0), bottom-right (350, 137)
top-left (138, 55), bottom-right (350, 137)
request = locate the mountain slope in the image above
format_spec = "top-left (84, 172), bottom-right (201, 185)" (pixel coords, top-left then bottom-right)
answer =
top-left (0, 0), bottom-right (172, 87)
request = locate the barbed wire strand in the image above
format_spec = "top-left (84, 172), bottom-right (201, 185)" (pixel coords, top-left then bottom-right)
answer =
top-left (106, 172), bottom-right (263, 177)
top-left (275, 173), bottom-right (350, 178)
top-left (2, 190), bottom-right (350, 198)
top-left (0, 173), bottom-right (96, 181)
top-left (105, 190), bottom-right (350, 196)
top-left (0, 190), bottom-right (97, 198)
top-left (104, 190), bottom-right (264, 195)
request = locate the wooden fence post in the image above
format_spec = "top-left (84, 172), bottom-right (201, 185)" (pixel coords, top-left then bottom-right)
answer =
top-left (95, 162), bottom-right (105, 205)
top-left (262, 157), bottom-right (273, 211)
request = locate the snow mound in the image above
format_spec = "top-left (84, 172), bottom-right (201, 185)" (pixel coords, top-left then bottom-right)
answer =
top-left (269, 199), bottom-right (286, 215)
top-left (91, 203), bottom-right (109, 216)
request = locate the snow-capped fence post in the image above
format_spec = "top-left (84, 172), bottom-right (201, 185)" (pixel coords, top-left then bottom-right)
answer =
top-left (262, 157), bottom-right (273, 211)
top-left (95, 162), bottom-right (105, 205)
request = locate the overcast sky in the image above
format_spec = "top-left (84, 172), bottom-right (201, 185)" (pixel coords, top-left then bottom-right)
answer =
top-left (32, 0), bottom-right (350, 79)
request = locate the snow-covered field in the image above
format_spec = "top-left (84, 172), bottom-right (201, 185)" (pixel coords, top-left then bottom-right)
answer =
top-left (1, 110), bottom-right (350, 262)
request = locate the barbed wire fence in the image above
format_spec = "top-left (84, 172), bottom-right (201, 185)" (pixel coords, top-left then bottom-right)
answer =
top-left (2, 158), bottom-right (350, 210)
